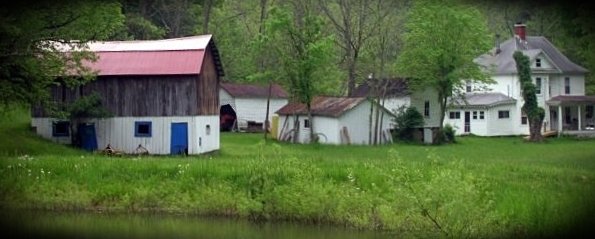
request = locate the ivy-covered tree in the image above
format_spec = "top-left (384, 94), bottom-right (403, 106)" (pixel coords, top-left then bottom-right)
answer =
top-left (395, 0), bottom-right (492, 142)
top-left (513, 51), bottom-right (544, 141)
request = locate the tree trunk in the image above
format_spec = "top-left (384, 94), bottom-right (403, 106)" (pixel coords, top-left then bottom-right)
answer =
top-left (307, 103), bottom-right (316, 143)
top-left (529, 117), bottom-right (544, 141)
top-left (202, 0), bottom-right (213, 34)
top-left (292, 114), bottom-right (299, 143)
top-left (264, 82), bottom-right (272, 140)
top-left (373, 98), bottom-right (380, 145)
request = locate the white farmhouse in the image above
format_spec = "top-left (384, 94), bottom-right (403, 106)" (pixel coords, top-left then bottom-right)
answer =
top-left (353, 78), bottom-right (442, 143)
top-left (446, 24), bottom-right (595, 136)
top-left (219, 82), bottom-right (288, 132)
top-left (276, 96), bottom-right (394, 145)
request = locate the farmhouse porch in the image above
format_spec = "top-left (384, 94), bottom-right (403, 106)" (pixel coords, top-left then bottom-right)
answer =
top-left (547, 95), bottom-right (595, 137)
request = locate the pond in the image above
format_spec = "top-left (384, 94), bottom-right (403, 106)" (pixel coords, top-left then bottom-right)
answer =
top-left (3, 210), bottom-right (395, 239)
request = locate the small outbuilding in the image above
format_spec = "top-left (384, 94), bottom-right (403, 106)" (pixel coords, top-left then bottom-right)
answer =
top-left (219, 82), bottom-right (288, 132)
top-left (276, 96), bottom-right (394, 145)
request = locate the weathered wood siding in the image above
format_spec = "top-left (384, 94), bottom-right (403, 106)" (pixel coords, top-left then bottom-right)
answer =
top-left (197, 45), bottom-right (220, 115)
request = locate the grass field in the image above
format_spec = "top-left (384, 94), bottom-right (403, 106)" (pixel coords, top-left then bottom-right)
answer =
top-left (1, 108), bottom-right (595, 238)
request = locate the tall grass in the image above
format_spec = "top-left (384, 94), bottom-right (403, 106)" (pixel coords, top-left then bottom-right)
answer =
top-left (1, 109), bottom-right (595, 238)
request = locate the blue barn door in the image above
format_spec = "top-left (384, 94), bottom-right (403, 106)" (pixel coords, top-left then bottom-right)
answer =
top-left (78, 123), bottom-right (98, 151)
top-left (170, 122), bottom-right (188, 155)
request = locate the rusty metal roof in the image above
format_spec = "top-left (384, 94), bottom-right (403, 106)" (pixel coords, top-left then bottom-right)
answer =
top-left (276, 96), bottom-right (366, 117)
top-left (221, 82), bottom-right (288, 98)
top-left (352, 78), bottom-right (409, 97)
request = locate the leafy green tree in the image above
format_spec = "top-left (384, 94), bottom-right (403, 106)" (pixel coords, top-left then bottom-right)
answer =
top-left (395, 0), bottom-right (492, 141)
top-left (513, 51), bottom-right (544, 142)
top-left (266, 3), bottom-right (336, 143)
top-left (392, 106), bottom-right (424, 142)
top-left (0, 0), bottom-right (125, 109)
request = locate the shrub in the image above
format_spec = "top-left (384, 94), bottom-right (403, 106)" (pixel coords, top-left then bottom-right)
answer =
top-left (442, 124), bottom-right (456, 143)
top-left (391, 106), bottom-right (424, 142)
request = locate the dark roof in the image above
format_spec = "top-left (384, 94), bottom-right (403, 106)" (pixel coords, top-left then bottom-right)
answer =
top-left (476, 36), bottom-right (588, 74)
top-left (352, 78), bottom-right (409, 97)
top-left (221, 82), bottom-right (288, 98)
top-left (547, 95), bottom-right (595, 106)
top-left (276, 96), bottom-right (366, 117)
top-left (450, 92), bottom-right (516, 108)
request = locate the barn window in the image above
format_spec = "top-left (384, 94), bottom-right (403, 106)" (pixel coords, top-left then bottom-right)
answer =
top-left (135, 121), bottom-right (152, 137)
top-left (479, 111), bottom-right (485, 120)
top-left (498, 110), bottom-right (509, 119)
top-left (424, 101), bottom-right (430, 117)
top-left (206, 124), bottom-right (211, 135)
top-left (304, 119), bottom-right (310, 128)
top-left (535, 58), bottom-right (542, 67)
top-left (52, 121), bottom-right (70, 137)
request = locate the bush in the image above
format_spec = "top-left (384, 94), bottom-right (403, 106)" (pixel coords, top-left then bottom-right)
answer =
top-left (392, 106), bottom-right (424, 142)
top-left (442, 124), bottom-right (456, 143)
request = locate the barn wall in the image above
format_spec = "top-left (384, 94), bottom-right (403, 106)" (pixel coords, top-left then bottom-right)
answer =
top-left (219, 89), bottom-right (236, 110)
top-left (197, 46), bottom-right (220, 115)
top-left (32, 75), bottom-right (200, 117)
top-left (31, 116), bottom-right (219, 155)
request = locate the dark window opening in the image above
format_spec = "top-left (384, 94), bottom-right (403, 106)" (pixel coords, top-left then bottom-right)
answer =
top-left (449, 111), bottom-right (460, 119)
top-left (473, 111), bottom-right (478, 120)
top-left (535, 77), bottom-right (542, 94)
top-left (498, 111), bottom-right (510, 119)
top-left (587, 105), bottom-right (594, 119)
top-left (565, 107), bottom-right (571, 124)
top-left (535, 58), bottom-right (541, 67)
top-left (424, 101), bottom-right (430, 117)
top-left (521, 116), bottom-right (528, 125)
top-left (135, 121), bottom-right (152, 137)
top-left (479, 111), bottom-right (485, 120)
top-left (52, 121), bottom-right (70, 137)
top-left (565, 77), bottom-right (570, 94)
top-left (466, 82), bottom-right (472, 92)
top-left (304, 119), bottom-right (310, 128)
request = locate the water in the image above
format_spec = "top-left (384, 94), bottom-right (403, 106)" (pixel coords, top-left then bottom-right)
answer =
top-left (2, 210), bottom-right (395, 239)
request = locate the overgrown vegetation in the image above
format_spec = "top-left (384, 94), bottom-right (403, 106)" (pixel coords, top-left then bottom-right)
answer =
top-left (391, 106), bottom-right (424, 142)
top-left (513, 51), bottom-right (545, 142)
top-left (2, 110), bottom-right (595, 238)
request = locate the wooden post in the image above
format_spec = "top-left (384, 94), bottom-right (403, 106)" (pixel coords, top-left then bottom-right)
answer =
top-left (557, 105), bottom-right (562, 137)
top-left (578, 105), bottom-right (582, 131)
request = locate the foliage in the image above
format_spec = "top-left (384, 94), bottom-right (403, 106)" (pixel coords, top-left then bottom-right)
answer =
top-left (440, 123), bottom-right (457, 144)
top-left (391, 106), bottom-right (424, 142)
top-left (395, 0), bottom-right (492, 141)
top-left (513, 51), bottom-right (544, 142)
top-left (0, 0), bottom-right (125, 109)
top-left (2, 109), bottom-right (595, 238)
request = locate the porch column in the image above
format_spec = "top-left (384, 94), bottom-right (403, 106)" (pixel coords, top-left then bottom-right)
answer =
top-left (578, 105), bottom-right (582, 131)
top-left (558, 105), bottom-right (563, 137)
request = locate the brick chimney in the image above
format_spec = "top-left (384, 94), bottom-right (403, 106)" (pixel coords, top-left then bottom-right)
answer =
top-left (514, 23), bottom-right (526, 41)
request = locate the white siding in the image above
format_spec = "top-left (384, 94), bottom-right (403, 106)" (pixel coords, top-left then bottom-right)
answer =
top-left (219, 89), bottom-right (236, 110)
top-left (531, 53), bottom-right (556, 71)
top-left (234, 98), bottom-right (288, 124)
top-left (276, 101), bottom-right (393, 145)
top-left (31, 116), bottom-right (219, 155)
top-left (486, 105), bottom-right (516, 136)
top-left (410, 87), bottom-right (441, 128)
top-left (381, 96), bottom-right (410, 113)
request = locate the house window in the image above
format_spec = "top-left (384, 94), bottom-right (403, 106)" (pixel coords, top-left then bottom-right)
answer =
top-left (535, 77), bottom-right (542, 94)
top-left (206, 125), bottom-right (211, 135)
top-left (535, 58), bottom-right (542, 67)
top-left (52, 121), bottom-right (70, 137)
top-left (449, 111), bottom-right (460, 119)
top-left (135, 121), bottom-right (152, 137)
top-left (565, 107), bottom-right (571, 124)
top-left (479, 111), bottom-right (485, 120)
top-left (521, 112), bottom-right (528, 125)
top-left (587, 105), bottom-right (594, 119)
top-left (498, 110), bottom-right (510, 119)
top-left (466, 82), bottom-right (472, 92)
top-left (424, 101), bottom-right (430, 117)
top-left (304, 119), bottom-right (310, 128)
top-left (473, 111), bottom-right (478, 120)
top-left (565, 77), bottom-right (570, 94)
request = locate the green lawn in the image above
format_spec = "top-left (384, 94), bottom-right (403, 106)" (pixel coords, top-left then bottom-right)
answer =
top-left (1, 109), bottom-right (595, 238)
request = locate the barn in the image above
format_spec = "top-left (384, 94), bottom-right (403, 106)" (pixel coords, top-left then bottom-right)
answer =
top-left (276, 96), bottom-right (394, 145)
top-left (31, 35), bottom-right (224, 155)
top-left (219, 82), bottom-right (288, 132)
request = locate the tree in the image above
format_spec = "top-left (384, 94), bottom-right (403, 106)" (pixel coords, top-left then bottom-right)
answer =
top-left (395, 0), bottom-right (492, 142)
top-left (513, 51), bottom-right (544, 142)
top-left (0, 0), bottom-right (125, 109)
top-left (267, 3), bottom-right (335, 143)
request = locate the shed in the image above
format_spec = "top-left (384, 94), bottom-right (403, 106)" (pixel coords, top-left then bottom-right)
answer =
top-left (276, 96), bottom-right (394, 145)
top-left (31, 35), bottom-right (224, 155)
top-left (219, 82), bottom-right (288, 132)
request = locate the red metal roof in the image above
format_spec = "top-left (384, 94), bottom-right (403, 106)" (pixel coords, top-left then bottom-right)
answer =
top-left (276, 96), bottom-right (366, 118)
top-left (221, 82), bottom-right (288, 98)
top-left (88, 50), bottom-right (205, 76)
